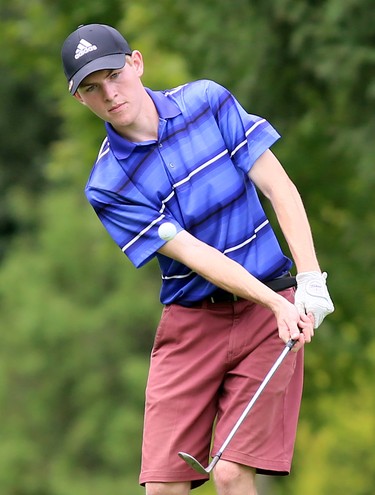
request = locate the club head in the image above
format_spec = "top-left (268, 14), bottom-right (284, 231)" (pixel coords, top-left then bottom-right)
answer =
top-left (178, 452), bottom-right (209, 475)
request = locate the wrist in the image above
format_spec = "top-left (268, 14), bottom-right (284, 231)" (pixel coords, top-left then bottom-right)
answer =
top-left (267, 292), bottom-right (289, 315)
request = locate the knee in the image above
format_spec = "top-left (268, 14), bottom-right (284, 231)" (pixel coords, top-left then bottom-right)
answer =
top-left (145, 481), bottom-right (190, 495)
top-left (213, 460), bottom-right (257, 494)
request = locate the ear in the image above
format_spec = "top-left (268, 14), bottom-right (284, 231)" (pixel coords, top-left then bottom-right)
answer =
top-left (73, 91), bottom-right (86, 104)
top-left (130, 50), bottom-right (144, 77)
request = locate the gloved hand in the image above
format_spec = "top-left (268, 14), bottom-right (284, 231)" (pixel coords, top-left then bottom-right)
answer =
top-left (295, 271), bottom-right (334, 329)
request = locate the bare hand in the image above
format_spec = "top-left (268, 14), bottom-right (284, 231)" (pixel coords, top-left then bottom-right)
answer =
top-left (275, 299), bottom-right (315, 352)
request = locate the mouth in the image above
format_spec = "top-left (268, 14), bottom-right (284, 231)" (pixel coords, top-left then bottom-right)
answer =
top-left (109, 102), bottom-right (125, 113)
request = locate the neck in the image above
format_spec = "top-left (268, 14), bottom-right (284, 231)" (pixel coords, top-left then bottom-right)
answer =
top-left (113, 92), bottom-right (159, 142)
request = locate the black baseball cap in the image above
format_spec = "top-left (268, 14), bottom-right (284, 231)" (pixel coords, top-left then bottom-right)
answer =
top-left (61, 24), bottom-right (132, 94)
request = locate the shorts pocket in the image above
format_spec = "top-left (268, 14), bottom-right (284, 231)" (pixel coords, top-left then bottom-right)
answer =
top-left (152, 305), bottom-right (173, 353)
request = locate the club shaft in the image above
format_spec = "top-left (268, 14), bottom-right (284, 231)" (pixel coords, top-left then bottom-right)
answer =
top-left (215, 339), bottom-right (295, 457)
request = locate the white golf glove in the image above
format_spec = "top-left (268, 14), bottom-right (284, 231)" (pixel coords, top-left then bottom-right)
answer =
top-left (295, 271), bottom-right (334, 329)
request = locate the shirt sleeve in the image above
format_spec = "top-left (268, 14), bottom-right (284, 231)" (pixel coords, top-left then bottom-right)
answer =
top-left (206, 81), bottom-right (281, 173)
top-left (85, 180), bottom-right (182, 269)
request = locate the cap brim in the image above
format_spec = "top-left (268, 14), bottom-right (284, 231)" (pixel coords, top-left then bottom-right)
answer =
top-left (69, 53), bottom-right (127, 94)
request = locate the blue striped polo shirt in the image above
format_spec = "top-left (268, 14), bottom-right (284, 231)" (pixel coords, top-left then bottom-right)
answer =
top-left (85, 79), bottom-right (292, 305)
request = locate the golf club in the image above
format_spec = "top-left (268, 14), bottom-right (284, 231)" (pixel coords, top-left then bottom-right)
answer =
top-left (178, 338), bottom-right (297, 475)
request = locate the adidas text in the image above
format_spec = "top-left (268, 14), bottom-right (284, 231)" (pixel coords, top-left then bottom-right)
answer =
top-left (75, 39), bottom-right (97, 59)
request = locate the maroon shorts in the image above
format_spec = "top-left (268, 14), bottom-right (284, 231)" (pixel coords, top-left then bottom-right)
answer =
top-left (139, 288), bottom-right (303, 489)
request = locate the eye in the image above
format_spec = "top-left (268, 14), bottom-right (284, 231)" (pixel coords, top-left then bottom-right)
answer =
top-left (110, 71), bottom-right (120, 80)
top-left (84, 84), bottom-right (97, 93)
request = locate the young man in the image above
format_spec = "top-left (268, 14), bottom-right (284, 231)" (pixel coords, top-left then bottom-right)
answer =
top-left (62, 24), bottom-right (334, 495)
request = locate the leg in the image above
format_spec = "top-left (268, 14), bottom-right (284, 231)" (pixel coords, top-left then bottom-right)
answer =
top-left (140, 305), bottom-right (234, 489)
top-left (212, 293), bottom-right (303, 476)
top-left (213, 461), bottom-right (257, 495)
top-left (146, 481), bottom-right (191, 495)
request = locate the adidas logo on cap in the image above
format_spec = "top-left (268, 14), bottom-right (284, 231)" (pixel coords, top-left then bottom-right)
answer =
top-left (75, 39), bottom-right (97, 60)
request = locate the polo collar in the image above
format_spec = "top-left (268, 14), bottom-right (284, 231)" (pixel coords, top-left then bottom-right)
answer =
top-left (105, 87), bottom-right (181, 160)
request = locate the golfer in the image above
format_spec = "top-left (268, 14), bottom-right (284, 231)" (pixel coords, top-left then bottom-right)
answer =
top-left (62, 24), bottom-right (334, 495)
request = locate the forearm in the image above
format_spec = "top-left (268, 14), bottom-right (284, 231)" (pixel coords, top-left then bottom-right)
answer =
top-left (249, 149), bottom-right (320, 273)
top-left (158, 230), bottom-right (285, 312)
top-left (269, 181), bottom-right (320, 273)
top-left (269, 181), bottom-right (334, 328)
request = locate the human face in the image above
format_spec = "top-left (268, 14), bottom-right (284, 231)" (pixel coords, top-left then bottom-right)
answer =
top-left (74, 51), bottom-right (146, 135)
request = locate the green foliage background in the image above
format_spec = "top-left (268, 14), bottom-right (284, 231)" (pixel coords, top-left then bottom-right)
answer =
top-left (0, 1), bottom-right (374, 494)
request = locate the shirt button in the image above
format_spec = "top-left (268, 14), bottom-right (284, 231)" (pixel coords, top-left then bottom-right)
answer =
top-left (159, 143), bottom-right (163, 148)
top-left (169, 163), bottom-right (174, 168)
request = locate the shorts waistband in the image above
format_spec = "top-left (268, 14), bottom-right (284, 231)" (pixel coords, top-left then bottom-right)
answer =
top-left (186, 274), bottom-right (296, 307)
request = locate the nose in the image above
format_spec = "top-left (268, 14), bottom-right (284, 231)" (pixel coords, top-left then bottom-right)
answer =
top-left (102, 82), bottom-right (117, 101)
